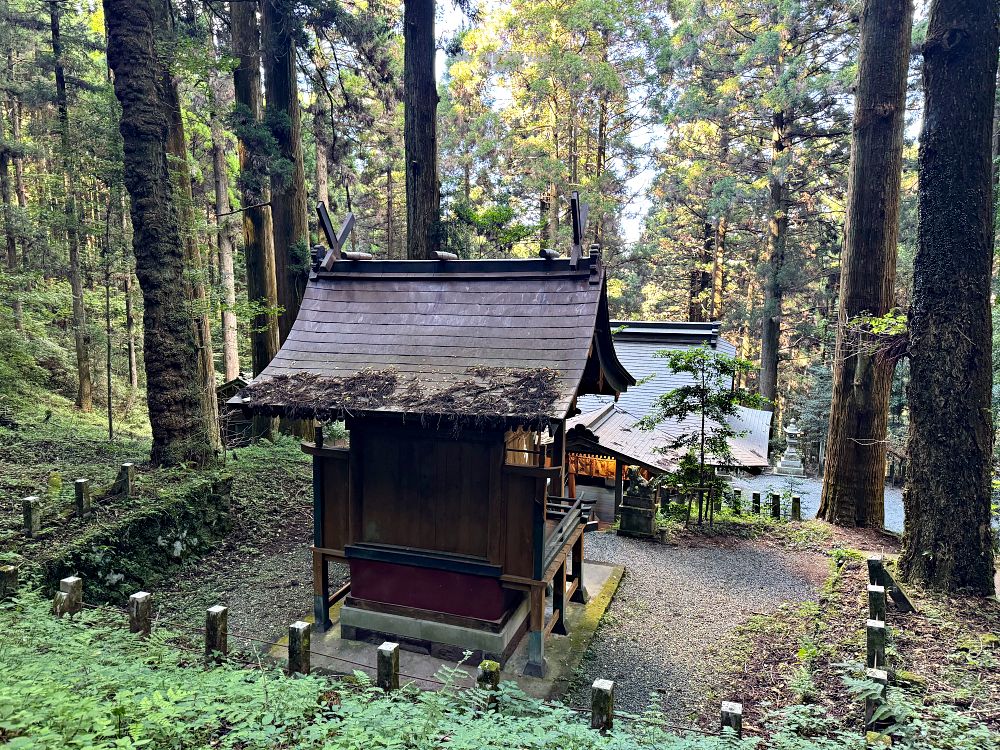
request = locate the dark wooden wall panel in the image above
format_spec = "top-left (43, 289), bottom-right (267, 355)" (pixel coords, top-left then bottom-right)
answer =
top-left (358, 427), bottom-right (495, 559)
top-left (502, 470), bottom-right (536, 579)
top-left (321, 452), bottom-right (350, 551)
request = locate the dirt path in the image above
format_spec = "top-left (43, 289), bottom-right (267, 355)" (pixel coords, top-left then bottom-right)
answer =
top-left (567, 531), bottom-right (828, 723)
top-left (151, 440), bottom-right (347, 649)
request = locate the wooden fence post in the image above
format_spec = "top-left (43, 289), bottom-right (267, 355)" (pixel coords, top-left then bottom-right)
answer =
top-left (867, 585), bottom-right (887, 623)
top-left (867, 619), bottom-right (887, 669)
top-left (288, 621), bottom-right (311, 676)
top-left (75, 479), bottom-right (92, 518)
top-left (53, 576), bottom-right (82, 617)
top-left (752, 492), bottom-right (761, 514)
top-left (867, 554), bottom-right (884, 585)
top-left (377, 641), bottom-right (400, 691)
top-left (791, 495), bottom-right (802, 521)
top-left (591, 678), bottom-right (614, 731)
top-left (720, 701), bottom-right (743, 738)
top-left (128, 591), bottom-right (152, 636)
top-left (0, 565), bottom-right (18, 600)
top-left (732, 489), bottom-right (742, 515)
top-left (205, 605), bottom-right (228, 661)
top-left (770, 493), bottom-right (781, 519)
top-left (22, 496), bottom-right (40, 537)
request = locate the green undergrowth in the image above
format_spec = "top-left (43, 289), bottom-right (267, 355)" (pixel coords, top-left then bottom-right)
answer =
top-left (0, 592), bottom-right (900, 750)
top-left (719, 548), bottom-right (999, 749)
top-left (0, 395), bottom-right (310, 603)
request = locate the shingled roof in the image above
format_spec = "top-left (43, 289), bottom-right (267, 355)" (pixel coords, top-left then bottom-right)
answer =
top-left (234, 254), bottom-right (634, 425)
top-left (577, 321), bottom-right (771, 470)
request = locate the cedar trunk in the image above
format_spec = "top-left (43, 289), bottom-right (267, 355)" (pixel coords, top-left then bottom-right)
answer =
top-left (104, 0), bottom-right (216, 466)
top-left (819, 0), bottom-right (912, 528)
top-left (232, 1), bottom-right (279, 378)
top-left (262, 0), bottom-right (309, 341)
top-left (759, 111), bottom-right (789, 409)
top-left (50, 2), bottom-right (93, 412)
top-left (154, 0), bottom-right (221, 452)
top-left (210, 60), bottom-right (240, 382)
top-left (403, 0), bottom-right (439, 259)
top-left (900, 0), bottom-right (999, 594)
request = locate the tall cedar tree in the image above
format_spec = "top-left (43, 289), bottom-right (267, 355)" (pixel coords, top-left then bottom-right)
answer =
top-left (900, 0), bottom-right (999, 594)
top-left (154, 0), bottom-right (221, 453)
top-left (104, 0), bottom-right (217, 467)
top-left (262, 0), bottom-right (309, 342)
top-left (819, 0), bottom-right (912, 528)
top-left (404, 0), bottom-right (439, 258)
top-left (49, 1), bottom-right (92, 412)
top-left (231, 0), bottom-right (279, 377)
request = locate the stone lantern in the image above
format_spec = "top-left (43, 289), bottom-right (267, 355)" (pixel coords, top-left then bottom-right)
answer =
top-left (775, 421), bottom-right (806, 477)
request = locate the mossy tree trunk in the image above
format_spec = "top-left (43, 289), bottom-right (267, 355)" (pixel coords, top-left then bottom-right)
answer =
top-left (900, 0), bottom-right (999, 595)
top-left (819, 0), bottom-right (912, 528)
top-left (104, 0), bottom-right (217, 467)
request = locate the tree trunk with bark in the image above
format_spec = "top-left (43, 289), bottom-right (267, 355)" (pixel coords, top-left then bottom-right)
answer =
top-left (900, 0), bottom-right (999, 595)
top-left (210, 65), bottom-right (240, 382)
top-left (403, 0), bottom-right (439, 259)
top-left (759, 110), bottom-right (790, 409)
top-left (104, 0), bottom-right (217, 466)
top-left (262, 0), bottom-right (309, 341)
top-left (232, 0), bottom-right (279, 379)
top-left (152, 0), bottom-right (221, 452)
top-left (50, 2), bottom-right (92, 412)
top-left (819, 0), bottom-right (912, 528)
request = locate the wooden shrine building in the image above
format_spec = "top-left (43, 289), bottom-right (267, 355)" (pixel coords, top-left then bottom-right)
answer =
top-left (233, 246), bottom-right (633, 676)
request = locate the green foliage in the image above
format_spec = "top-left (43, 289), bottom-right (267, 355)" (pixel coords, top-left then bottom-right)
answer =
top-left (640, 345), bottom-right (766, 491)
top-left (8, 590), bottom-right (988, 750)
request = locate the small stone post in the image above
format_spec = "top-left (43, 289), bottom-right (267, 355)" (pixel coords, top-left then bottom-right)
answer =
top-left (205, 605), bottom-right (228, 661)
top-left (868, 585), bottom-right (887, 623)
top-left (866, 619), bottom-right (887, 669)
top-left (74, 479), bottom-right (92, 518)
top-left (591, 678), bottom-right (614, 731)
top-left (732, 489), bottom-right (742, 515)
top-left (128, 591), bottom-right (152, 636)
top-left (791, 495), bottom-right (802, 521)
top-left (22, 496), bottom-right (40, 537)
top-left (770, 492), bottom-right (781, 519)
top-left (53, 576), bottom-right (82, 617)
top-left (751, 492), bottom-right (761, 514)
top-left (0, 565), bottom-right (18, 600)
top-left (377, 641), bottom-right (400, 691)
top-left (119, 463), bottom-right (136, 498)
top-left (720, 701), bottom-right (743, 738)
top-left (477, 659), bottom-right (501, 691)
top-left (864, 667), bottom-right (889, 729)
top-left (288, 621), bottom-right (311, 676)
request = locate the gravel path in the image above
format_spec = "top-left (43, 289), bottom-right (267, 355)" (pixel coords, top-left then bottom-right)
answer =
top-left (731, 474), bottom-right (904, 533)
top-left (568, 532), bottom-right (824, 722)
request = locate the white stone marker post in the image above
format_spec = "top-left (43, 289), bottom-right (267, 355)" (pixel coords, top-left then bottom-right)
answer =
top-left (591, 678), bottom-right (614, 731)
top-left (288, 621), bottom-right (311, 676)
top-left (377, 641), bottom-right (400, 691)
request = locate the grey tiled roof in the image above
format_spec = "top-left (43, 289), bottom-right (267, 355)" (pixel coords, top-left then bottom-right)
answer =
top-left (577, 321), bottom-right (770, 469)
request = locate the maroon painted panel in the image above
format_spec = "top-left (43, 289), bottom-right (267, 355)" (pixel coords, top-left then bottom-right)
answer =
top-left (349, 559), bottom-right (517, 621)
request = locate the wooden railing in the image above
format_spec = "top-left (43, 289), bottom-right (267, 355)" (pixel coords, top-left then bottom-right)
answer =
top-left (543, 494), bottom-right (583, 570)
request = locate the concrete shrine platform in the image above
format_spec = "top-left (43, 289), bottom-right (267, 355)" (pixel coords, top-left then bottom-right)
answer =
top-left (270, 559), bottom-right (624, 699)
